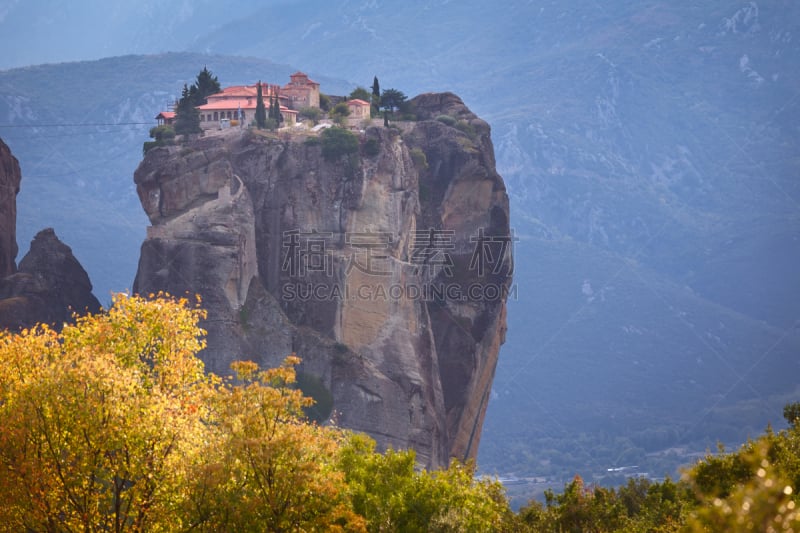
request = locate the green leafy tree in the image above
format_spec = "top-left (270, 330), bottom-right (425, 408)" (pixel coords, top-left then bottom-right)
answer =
top-left (380, 88), bottom-right (407, 114)
top-left (685, 442), bottom-right (800, 532)
top-left (149, 124), bottom-right (175, 142)
top-left (299, 106), bottom-right (322, 125)
top-left (350, 86), bottom-right (371, 102)
top-left (518, 403), bottom-right (800, 532)
top-left (785, 402), bottom-right (800, 427)
top-left (143, 125), bottom-right (176, 153)
top-left (331, 101), bottom-right (351, 126)
top-left (255, 81), bottom-right (267, 129)
top-left (338, 435), bottom-right (515, 532)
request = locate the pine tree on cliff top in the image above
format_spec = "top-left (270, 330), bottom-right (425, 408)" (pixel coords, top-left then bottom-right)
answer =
top-left (190, 66), bottom-right (221, 106)
top-left (174, 83), bottom-right (201, 135)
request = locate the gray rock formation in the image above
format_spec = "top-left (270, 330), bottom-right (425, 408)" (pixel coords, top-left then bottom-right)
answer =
top-left (133, 93), bottom-right (512, 467)
top-left (0, 138), bottom-right (20, 278)
top-left (0, 228), bottom-right (102, 330)
top-left (0, 140), bottom-right (102, 331)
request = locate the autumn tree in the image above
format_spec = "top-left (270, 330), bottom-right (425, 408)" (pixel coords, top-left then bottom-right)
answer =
top-left (0, 293), bottom-right (211, 532)
top-left (0, 295), bottom-right (519, 532)
top-left (187, 357), bottom-right (366, 532)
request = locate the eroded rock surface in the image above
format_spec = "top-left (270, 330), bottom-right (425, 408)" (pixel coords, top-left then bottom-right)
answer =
top-left (0, 140), bottom-right (101, 331)
top-left (133, 93), bottom-right (512, 467)
top-left (0, 228), bottom-right (102, 330)
top-left (0, 138), bottom-right (20, 278)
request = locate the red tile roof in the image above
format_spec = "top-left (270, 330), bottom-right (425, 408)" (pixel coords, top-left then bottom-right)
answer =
top-left (155, 111), bottom-right (175, 119)
top-left (213, 86), bottom-right (257, 98)
top-left (197, 98), bottom-right (257, 111)
top-left (347, 99), bottom-right (370, 106)
top-left (288, 71), bottom-right (319, 85)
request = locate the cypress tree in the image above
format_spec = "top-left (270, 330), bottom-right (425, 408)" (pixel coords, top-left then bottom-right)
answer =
top-left (255, 82), bottom-right (267, 129)
top-left (371, 76), bottom-right (380, 114)
top-left (271, 94), bottom-right (279, 121)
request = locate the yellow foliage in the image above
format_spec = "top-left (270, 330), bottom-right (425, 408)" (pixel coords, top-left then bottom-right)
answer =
top-left (0, 293), bottom-right (510, 532)
top-left (0, 293), bottom-right (366, 532)
top-left (0, 292), bottom-right (212, 532)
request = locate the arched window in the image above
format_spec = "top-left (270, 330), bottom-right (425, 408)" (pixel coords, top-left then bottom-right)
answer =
top-left (213, 112), bottom-right (218, 121)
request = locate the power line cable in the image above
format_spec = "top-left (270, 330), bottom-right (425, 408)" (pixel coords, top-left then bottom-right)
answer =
top-left (0, 122), bottom-right (156, 128)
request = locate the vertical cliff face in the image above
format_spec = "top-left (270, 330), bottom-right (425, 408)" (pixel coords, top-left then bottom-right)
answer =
top-left (133, 93), bottom-right (512, 467)
top-left (0, 139), bottom-right (101, 331)
top-left (0, 138), bottom-right (21, 279)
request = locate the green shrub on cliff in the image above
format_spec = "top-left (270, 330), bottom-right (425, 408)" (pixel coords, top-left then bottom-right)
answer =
top-left (321, 127), bottom-right (359, 160)
top-left (143, 124), bottom-right (176, 154)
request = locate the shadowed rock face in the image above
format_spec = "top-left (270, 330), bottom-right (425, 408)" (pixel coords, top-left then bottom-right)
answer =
top-left (0, 140), bottom-right (101, 331)
top-left (0, 228), bottom-right (102, 330)
top-left (133, 93), bottom-right (512, 467)
top-left (0, 138), bottom-right (20, 279)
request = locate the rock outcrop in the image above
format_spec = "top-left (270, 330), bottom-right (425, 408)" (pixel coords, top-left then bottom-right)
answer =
top-left (0, 139), bottom-right (102, 331)
top-left (133, 93), bottom-right (512, 467)
top-left (0, 229), bottom-right (102, 330)
top-left (0, 138), bottom-right (21, 279)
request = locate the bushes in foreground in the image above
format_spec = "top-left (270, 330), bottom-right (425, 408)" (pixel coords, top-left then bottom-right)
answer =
top-left (0, 294), bottom-right (515, 532)
top-left (1, 293), bottom-right (798, 531)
